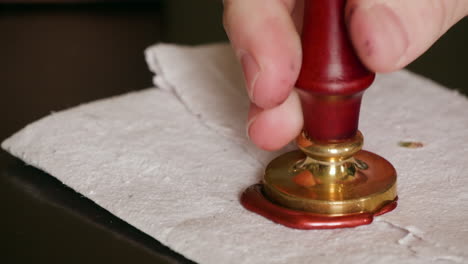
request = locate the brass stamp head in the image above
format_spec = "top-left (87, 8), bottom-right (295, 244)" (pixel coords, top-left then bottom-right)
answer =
top-left (262, 131), bottom-right (397, 216)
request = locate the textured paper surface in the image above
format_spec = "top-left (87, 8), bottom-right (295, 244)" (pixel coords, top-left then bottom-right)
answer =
top-left (3, 43), bottom-right (468, 264)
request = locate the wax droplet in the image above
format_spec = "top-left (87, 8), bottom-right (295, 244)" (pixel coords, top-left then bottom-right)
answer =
top-left (293, 170), bottom-right (317, 187)
top-left (398, 141), bottom-right (423, 148)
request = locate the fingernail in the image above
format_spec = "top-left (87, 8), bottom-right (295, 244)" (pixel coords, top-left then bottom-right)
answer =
top-left (246, 103), bottom-right (262, 140)
top-left (358, 4), bottom-right (409, 64)
top-left (246, 114), bottom-right (257, 140)
top-left (238, 50), bottom-right (260, 102)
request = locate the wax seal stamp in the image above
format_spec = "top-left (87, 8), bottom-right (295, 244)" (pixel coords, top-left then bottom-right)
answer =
top-left (241, 0), bottom-right (397, 229)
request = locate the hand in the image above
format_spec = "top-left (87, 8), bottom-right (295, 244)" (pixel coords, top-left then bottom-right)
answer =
top-left (223, 0), bottom-right (468, 151)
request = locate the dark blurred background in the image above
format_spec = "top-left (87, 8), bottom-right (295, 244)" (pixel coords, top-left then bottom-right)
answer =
top-left (0, 1), bottom-right (467, 263)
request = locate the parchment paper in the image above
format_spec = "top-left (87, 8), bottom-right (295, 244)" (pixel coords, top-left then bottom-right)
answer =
top-left (3, 43), bottom-right (468, 264)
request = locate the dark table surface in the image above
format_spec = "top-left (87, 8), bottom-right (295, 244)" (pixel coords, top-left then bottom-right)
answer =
top-left (1, 2), bottom-right (467, 263)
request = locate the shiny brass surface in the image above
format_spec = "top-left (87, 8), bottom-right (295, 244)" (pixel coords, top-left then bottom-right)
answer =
top-left (263, 131), bottom-right (397, 216)
top-left (297, 131), bottom-right (364, 161)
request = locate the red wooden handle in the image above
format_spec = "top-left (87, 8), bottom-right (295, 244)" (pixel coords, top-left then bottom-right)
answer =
top-left (296, 0), bottom-right (374, 141)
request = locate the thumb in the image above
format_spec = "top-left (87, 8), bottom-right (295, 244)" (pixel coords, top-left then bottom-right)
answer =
top-left (346, 0), bottom-right (468, 73)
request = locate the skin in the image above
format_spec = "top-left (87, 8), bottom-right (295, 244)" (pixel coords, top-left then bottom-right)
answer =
top-left (223, 0), bottom-right (468, 151)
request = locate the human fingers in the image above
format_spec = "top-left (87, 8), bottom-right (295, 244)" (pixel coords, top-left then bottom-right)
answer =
top-left (223, 0), bottom-right (302, 109)
top-left (346, 0), bottom-right (468, 72)
top-left (247, 90), bottom-right (303, 151)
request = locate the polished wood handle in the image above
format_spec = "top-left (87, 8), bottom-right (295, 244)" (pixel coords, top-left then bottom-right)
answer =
top-left (296, 0), bottom-right (374, 141)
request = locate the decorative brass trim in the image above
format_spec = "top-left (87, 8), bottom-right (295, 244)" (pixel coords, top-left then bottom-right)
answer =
top-left (262, 131), bottom-right (397, 216)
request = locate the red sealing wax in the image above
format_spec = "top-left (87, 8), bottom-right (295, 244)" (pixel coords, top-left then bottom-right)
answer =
top-left (241, 185), bottom-right (398, 230)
